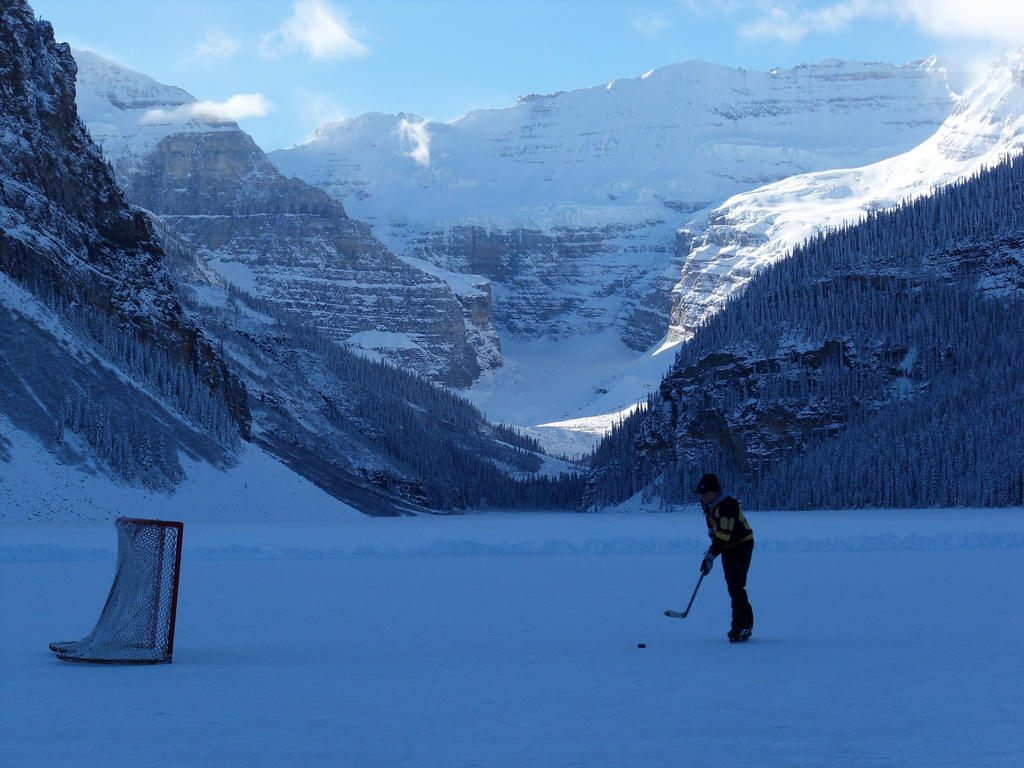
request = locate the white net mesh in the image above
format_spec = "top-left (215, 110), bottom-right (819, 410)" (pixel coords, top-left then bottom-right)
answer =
top-left (50, 518), bottom-right (183, 664)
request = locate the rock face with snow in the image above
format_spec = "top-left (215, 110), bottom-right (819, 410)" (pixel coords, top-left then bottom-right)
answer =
top-left (0, 1), bottom-right (251, 491)
top-left (270, 59), bottom-right (957, 354)
top-left (1, 18), bottom-right (171, 333)
top-left (669, 51), bottom-right (1024, 344)
top-left (74, 51), bottom-right (499, 387)
top-left (400, 222), bottom-right (677, 345)
top-left (0, 3), bottom-right (249, 438)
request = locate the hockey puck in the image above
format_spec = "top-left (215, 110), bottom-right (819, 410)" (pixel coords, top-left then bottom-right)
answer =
top-left (637, 643), bottom-right (646, 648)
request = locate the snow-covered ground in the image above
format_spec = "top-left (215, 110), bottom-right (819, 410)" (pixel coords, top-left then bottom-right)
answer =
top-left (0, 418), bottom-right (365, 523)
top-left (3, 508), bottom-right (1022, 767)
top-left (463, 330), bottom-right (677, 457)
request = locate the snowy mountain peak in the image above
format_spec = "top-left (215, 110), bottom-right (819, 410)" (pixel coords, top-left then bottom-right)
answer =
top-left (302, 110), bottom-right (427, 149)
top-left (73, 50), bottom-right (239, 179)
top-left (73, 49), bottom-right (193, 110)
top-left (948, 50), bottom-right (1024, 128)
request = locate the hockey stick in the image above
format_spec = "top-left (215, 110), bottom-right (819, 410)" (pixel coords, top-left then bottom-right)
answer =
top-left (664, 571), bottom-right (706, 619)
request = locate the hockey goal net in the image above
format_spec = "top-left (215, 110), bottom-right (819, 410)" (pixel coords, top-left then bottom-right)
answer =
top-left (50, 517), bottom-right (183, 664)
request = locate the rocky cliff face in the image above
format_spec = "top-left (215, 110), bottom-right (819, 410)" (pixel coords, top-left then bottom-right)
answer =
top-left (0, 3), bottom-right (249, 438)
top-left (401, 221), bottom-right (677, 348)
top-left (271, 59), bottom-right (958, 356)
top-left (74, 51), bottom-right (499, 387)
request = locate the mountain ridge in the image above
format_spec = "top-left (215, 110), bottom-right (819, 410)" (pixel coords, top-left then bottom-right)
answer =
top-left (73, 49), bottom-right (500, 387)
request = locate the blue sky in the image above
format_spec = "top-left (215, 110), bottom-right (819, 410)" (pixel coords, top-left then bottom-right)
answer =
top-left (29, 0), bottom-right (1023, 152)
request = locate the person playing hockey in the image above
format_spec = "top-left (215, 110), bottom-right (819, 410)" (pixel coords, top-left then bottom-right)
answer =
top-left (694, 473), bottom-right (755, 642)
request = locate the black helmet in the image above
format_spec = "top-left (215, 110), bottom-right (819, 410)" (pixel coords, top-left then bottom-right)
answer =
top-left (693, 473), bottom-right (721, 494)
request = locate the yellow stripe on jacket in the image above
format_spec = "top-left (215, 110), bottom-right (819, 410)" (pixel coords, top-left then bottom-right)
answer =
top-left (703, 495), bottom-right (753, 555)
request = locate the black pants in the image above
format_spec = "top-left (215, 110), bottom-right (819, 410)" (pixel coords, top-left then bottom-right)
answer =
top-left (721, 539), bottom-right (754, 632)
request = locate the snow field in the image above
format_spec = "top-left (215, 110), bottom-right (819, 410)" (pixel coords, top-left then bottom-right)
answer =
top-left (463, 331), bottom-right (676, 457)
top-left (2, 510), bottom-right (1022, 767)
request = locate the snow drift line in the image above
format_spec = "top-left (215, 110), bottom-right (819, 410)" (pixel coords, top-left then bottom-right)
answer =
top-left (3, 531), bottom-right (1021, 563)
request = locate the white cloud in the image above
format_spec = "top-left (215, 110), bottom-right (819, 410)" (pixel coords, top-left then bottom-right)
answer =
top-left (735, 0), bottom-right (1024, 47)
top-left (738, 6), bottom-right (810, 43)
top-left (633, 12), bottom-right (672, 37)
top-left (738, 0), bottom-right (889, 43)
top-left (140, 94), bottom-right (274, 125)
top-left (185, 29), bottom-right (242, 65)
top-left (260, 0), bottom-right (369, 61)
top-left (899, 0), bottom-right (1024, 46)
top-left (397, 118), bottom-right (431, 167)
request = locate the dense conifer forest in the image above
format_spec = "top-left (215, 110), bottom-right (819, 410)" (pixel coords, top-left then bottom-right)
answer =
top-left (0, 272), bottom-right (240, 490)
top-left (586, 154), bottom-right (1024, 509)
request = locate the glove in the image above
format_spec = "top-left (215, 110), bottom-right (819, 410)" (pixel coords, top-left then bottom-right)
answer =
top-left (700, 553), bottom-right (714, 575)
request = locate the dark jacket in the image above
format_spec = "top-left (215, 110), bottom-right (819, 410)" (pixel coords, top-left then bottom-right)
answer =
top-left (703, 494), bottom-right (754, 556)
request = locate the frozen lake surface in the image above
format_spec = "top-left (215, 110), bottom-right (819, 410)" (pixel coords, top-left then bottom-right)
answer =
top-left (2, 509), bottom-right (1022, 767)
